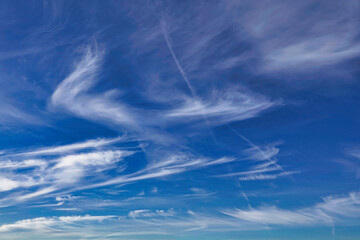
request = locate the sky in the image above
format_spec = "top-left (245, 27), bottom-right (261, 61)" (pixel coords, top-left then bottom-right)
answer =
top-left (0, 0), bottom-right (359, 239)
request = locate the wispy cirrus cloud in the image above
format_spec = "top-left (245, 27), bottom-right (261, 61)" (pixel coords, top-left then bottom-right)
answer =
top-left (128, 208), bottom-right (175, 218)
top-left (0, 214), bottom-right (116, 233)
top-left (0, 138), bottom-right (135, 206)
top-left (51, 46), bottom-right (134, 126)
top-left (264, 35), bottom-right (360, 71)
top-left (51, 150), bottom-right (133, 184)
top-left (0, 176), bottom-right (37, 192)
top-left (0, 136), bottom-right (237, 207)
top-left (238, 171), bottom-right (299, 181)
top-left (218, 138), bottom-right (295, 182)
top-left (16, 187), bottom-right (58, 202)
top-left (84, 153), bottom-right (236, 190)
top-left (336, 145), bottom-right (360, 179)
top-left (0, 99), bottom-right (42, 127)
top-left (225, 0), bottom-right (360, 73)
top-left (133, 0), bottom-right (360, 78)
top-left (166, 89), bottom-right (279, 126)
top-left (317, 192), bottom-right (360, 218)
top-left (243, 142), bottom-right (281, 161)
top-left (0, 1), bottom-right (358, 239)
top-left (223, 191), bottom-right (360, 229)
top-left (11, 136), bottom-right (126, 156)
top-left (0, 159), bottom-right (47, 170)
top-left (124, 2), bottom-right (282, 130)
top-left (0, 210), bottom-right (257, 238)
top-left (1, 191), bottom-right (359, 238)
top-left (49, 38), bottom-right (280, 132)
top-left (346, 145), bottom-right (360, 160)
top-left (0, 137), bottom-right (129, 197)
top-left (223, 207), bottom-right (330, 226)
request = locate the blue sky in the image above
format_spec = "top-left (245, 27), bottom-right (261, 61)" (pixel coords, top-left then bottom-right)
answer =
top-left (0, 0), bottom-right (359, 239)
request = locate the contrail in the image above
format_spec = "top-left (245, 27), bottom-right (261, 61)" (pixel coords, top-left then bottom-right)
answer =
top-left (159, 7), bottom-right (285, 191)
top-left (227, 125), bottom-right (288, 175)
top-left (160, 13), bottom-right (196, 97)
top-left (160, 10), bottom-right (220, 142)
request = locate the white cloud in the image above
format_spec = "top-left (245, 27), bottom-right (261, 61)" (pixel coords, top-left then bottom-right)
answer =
top-left (0, 97), bottom-right (42, 126)
top-left (101, 231), bottom-right (168, 237)
top-left (161, 13), bottom-right (196, 96)
top-left (0, 217), bottom-right (57, 232)
top-left (0, 159), bottom-right (47, 169)
top-left (151, 186), bottom-right (158, 193)
top-left (55, 195), bottom-right (79, 202)
top-left (217, 144), bottom-right (290, 181)
top-left (51, 46), bottom-right (134, 126)
top-left (190, 188), bottom-right (207, 194)
top-left (223, 206), bottom-right (330, 226)
top-left (317, 192), bottom-right (360, 218)
top-left (80, 154), bottom-right (236, 190)
top-left (218, 166), bottom-right (295, 181)
top-left (218, 166), bottom-right (280, 177)
top-left (0, 143), bottom-right (135, 205)
top-left (0, 176), bottom-right (38, 192)
top-left (224, 191), bottom-right (360, 227)
top-left (228, 0), bottom-right (360, 72)
top-left (347, 146), bottom-right (360, 159)
top-left (264, 35), bottom-right (360, 71)
top-left (166, 90), bottom-right (279, 126)
top-left (1, 192), bottom-right (359, 238)
top-left (54, 150), bottom-right (131, 168)
top-left (238, 171), bottom-right (299, 181)
top-left (16, 187), bottom-right (58, 202)
top-left (0, 215), bottom-right (115, 232)
top-left (128, 209), bottom-right (175, 218)
top-left (243, 144), bottom-right (280, 161)
top-left (58, 215), bottom-right (115, 224)
top-left (15, 136), bottom-right (125, 156)
top-left (0, 136), bottom-right (134, 194)
top-left (0, 211), bottom-right (219, 237)
top-left (0, 177), bottom-right (22, 192)
top-left (336, 145), bottom-right (360, 179)
top-left (50, 150), bottom-right (133, 185)
top-left (218, 139), bottom-right (294, 181)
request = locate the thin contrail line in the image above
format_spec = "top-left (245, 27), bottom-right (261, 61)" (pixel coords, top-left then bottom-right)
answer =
top-left (160, 10), bottom-right (220, 142)
top-left (158, 3), bottom-right (257, 207)
top-left (227, 125), bottom-right (288, 174)
top-left (159, 3), bottom-right (287, 200)
top-left (159, 8), bottom-right (291, 211)
top-left (160, 13), bottom-right (196, 97)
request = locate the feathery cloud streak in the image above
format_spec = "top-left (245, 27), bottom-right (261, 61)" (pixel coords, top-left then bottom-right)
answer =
top-left (51, 46), bottom-right (134, 126)
top-left (0, 191), bottom-right (359, 238)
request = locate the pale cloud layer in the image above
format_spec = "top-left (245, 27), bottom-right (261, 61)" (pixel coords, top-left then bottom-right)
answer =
top-left (0, 191), bottom-right (359, 238)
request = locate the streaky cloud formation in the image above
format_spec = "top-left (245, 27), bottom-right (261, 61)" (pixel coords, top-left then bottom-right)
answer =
top-left (51, 46), bottom-right (134, 126)
top-left (0, 137), bottom-right (236, 208)
top-left (0, 1), bottom-right (359, 239)
top-left (0, 138), bottom-right (136, 206)
top-left (224, 191), bottom-right (360, 228)
top-left (238, 171), bottom-right (299, 181)
top-left (83, 154), bottom-right (236, 189)
top-left (10, 136), bottom-right (126, 156)
top-left (0, 215), bottom-right (116, 233)
top-left (223, 207), bottom-right (330, 226)
top-left (1, 191), bottom-right (359, 238)
top-left (228, 0), bottom-right (360, 73)
top-left (217, 140), bottom-right (294, 182)
top-left (317, 192), bottom-right (360, 218)
top-left (166, 89), bottom-right (279, 126)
